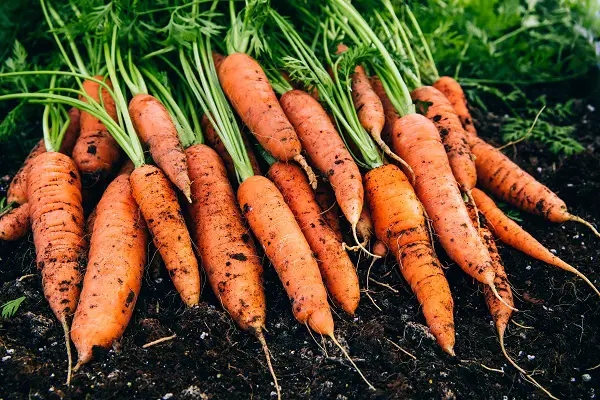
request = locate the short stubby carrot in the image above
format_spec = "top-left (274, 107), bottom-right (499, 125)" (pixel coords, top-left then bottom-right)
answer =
top-left (269, 162), bottom-right (360, 315)
top-left (73, 76), bottom-right (121, 183)
top-left (370, 75), bottom-right (399, 145)
top-left (470, 137), bottom-right (599, 236)
top-left (315, 181), bottom-right (344, 241)
top-left (186, 144), bottom-right (266, 331)
top-left (130, 164), bottom-right (200, 306)
top-left (433, 76), bottom-right (477, 137)
top-left (280, 89), bottom-right (363, 228)
top-left (237, 175), bottom-right (334, 335)
top-left (411, 86), bottom-right (476, 192)
top-left (0, 203), bottom-right (30, 241)
top-left (392, 113), bottom-right (495, 286)
top-left (7, 140), bottom-right (46, 205)
top-left (365, 164), bottom-right (455, 354)
top-left (129, 94), bottom-right (192, 200)
top-left (71, 171), bottom-right (148, 367)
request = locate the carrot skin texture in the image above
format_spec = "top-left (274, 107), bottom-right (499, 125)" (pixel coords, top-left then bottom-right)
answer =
top-left (238, 175), bottom-right (334, 335)
top-left (186, 144), bottom-right (266, 331)
top-left (392, 114), bottom-right (494, 284)
top-left (365, 164), bottom-right (455, 353)
top-left (218, 53), bottom-right (302, 161)
top-left (73, 77), bottom-right (121, 182)
top-left (352, 66), bottom-right (385, 140)
top-left (71, 171), bottom-right (148, 366)
top-left (433, 76), bottom-right (477, 137)
top-left (8, 141), bottom-right (47, 204)
top-left (315, 182), bottom-right (344, 241)
top-left (59, 107), bottom-right (82, 155)
top-left (411, 86), bottom-right (477, 192)
top-left (269, 162), bottom-right (360, 315)
top-left (280, 90), bottom-right (363, 226)
top-left (27, 152), bottom-right (86, 321)
top-left (129, 94), bottom-right (191, 199)
top-left (130, 164), bottom-right (200, 306)
top-left (370, 75), bottom-right (399, 145)
top-left (356, 198), bottom-right (374, 244)
top-left (0, 203), bottom-right (30, 241)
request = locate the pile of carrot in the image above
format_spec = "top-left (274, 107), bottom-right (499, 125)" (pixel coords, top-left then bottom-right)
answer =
top-left (0, 0), bottom-right (597, 397)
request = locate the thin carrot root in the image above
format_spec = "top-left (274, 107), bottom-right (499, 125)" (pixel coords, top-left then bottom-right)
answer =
top-left (329, 334), bottom-right (376, 391)
top-left (350, 224), bottom-right (381, 259)
top-left (256, 330), bottom-right (281, 400)
top-left (564, 265), bottom-right (600, 298)
top-left (568, 215), bottom-right (600, 238)
top-left (489, 283), bottom-right (518, 312)
top-left (499, 333), bottom-right (558, 400)
top-left (62, 318), bottom-right (73, 386)
top-left (376, 138), bottom-right (415, 184)
top-left (293, 154), bottom-right (317, 190)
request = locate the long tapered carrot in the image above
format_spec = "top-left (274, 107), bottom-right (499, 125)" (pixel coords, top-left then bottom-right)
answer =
top-left (470, 136), bottom-right (599, 237)
top-left (218, 53), bottom-right (316, 187)
top-left (365, 164), bottom-right (455, 354)
top-left (237, 175), bottom-right (333, 334)
top-left (411, 86), bottom-right (476, 193)
top-left (269, 162), bottom-right (360, 315)
top-left (130, 164), bottom-right (200, 306)
top-left (279, 89), bottom-right (364, 230)
top-left (433, 76), bottom-right (477, 137)
top-left (71, 170), bottom-right (148, 368)
top-left (472, 188), bottom-right (600, 297)
top-left (186, 144), bottom-right (266, 331)
top-left (129, 94), bottom-right (192, 200)
top-left (0, 203), bottom-right (30, 241)
top-left (73, 77), bottom-right (121, 182)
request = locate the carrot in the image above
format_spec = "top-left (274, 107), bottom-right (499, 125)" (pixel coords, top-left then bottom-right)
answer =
top-left (218, 53), bottom-right (317, 188)
top-left (269, 162), bottom-right (360, 315)
top-left (71, 169), bottom-right (148, 368)
top-left (433, 76), bottom-right (477, 137)
top-left (472, 188), bottom-right (600, 297)
top-left (73, 76), bottom-right (121, 182)
top-left (370, 75), bottom-right (399, 146)
top-left (411, 86), bottom-right (476, 194)
top-left (130, 164), bottom-right (200, 306)
top-left (186, 144), bottom-right (266, 331)
top-left (59, 107), bottom-right (82, 155)
top-left (7, 140), bottom-right (45, 205)
top-left (470, 136), bottom-right (600, 237)
top-left (129, 94), bottom-right (192, 201)
top-left (0, 203), bottom-right (30, 241)
top-left (365, 164), bottom-right (455, 354)
top-left (392, 113), bottom-right (512, 309)
top-left (279, 89), bottom-right (364, 233)
top-left (28, 151), bottom-right (86, 384)
top-left (372, 240), bottom-right (388, 258)
top-left (315, 181), bottom-right (344, 241)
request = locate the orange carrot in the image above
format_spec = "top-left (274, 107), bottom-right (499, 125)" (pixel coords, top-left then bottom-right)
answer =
top-left (59, 107), bottom-right (82, 155)
top-left (470, 137), bottom-right (599, 237)
top-left (279, 89), bottom-right (363, 229)
top-left (218, 53), bottom-right (316, 187)
top-left (370, 75), bottom-right (400, 146)
top-left (0, 203), bottom-right (30, 241)
top-left (73, 76), bottom-right (121, 182)
top-left (130, 164), bottom-right (200, 306)
top-left (356, 198), bottom-right (374, 246)
top-left (315, 181), bottom-right (344, 241)
top-left (372, 240), bottom-right (388, 258)
top-left (7, 140), bottom-right (45, 205)
top-left (411, 86), bottom-right (476, 193)
top-left (129, 94), bottom-right (192, 200)
top-left (365, 164), bottom-right (455, 354)
top-left (433, 76), bottom-right (477, 137)
top-left (472, 188), bottom-right (600, 297)
top-left (269, 162), bottom-right (360, 315)
top-left (71, 169), bottom-right (148, 367)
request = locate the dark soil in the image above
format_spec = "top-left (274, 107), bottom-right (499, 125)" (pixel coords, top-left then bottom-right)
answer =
top-left (1, 103), bottom-right (600, 400)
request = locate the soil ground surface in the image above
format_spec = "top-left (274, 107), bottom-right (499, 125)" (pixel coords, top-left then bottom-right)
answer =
top-left (1, 88), bottom-right (600, 399)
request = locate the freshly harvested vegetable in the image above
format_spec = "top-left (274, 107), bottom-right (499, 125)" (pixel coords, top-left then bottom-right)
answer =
top-left (433, 76), bottom-right (477, 137)
top-left (356, 199), bottom-right (375, 246)
top-left (370, 75), bottom-right (399, 145)
top-left (72, 169), bottom-right (148, 368)
top-left (0, 203), bottom-right (30, 241)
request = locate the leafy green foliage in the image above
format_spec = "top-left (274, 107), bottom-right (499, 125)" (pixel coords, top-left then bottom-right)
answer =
top-left (1, 296), bottom-right (26, 318)
top-left (497, 201), bottom-right (524, 222)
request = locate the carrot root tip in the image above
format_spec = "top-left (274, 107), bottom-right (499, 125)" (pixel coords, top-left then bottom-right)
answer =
top-left (329, 334), bottom-right (376, 391)
top-left (293, 154), bottom-right (317, 190)
top-left (376, 139), bottom-right (415, 184)
top-left (488, 281), bottom-right (518, 312)
top-left (62, 319), bottom-right (73, 386)
top-left (443, 345), bottom-right (456, 357)
top-left (351, 224), bottom-right (380, 259)
top-left (569, 215), bottom-right (600, 239)
top-left (256, 330), bottom-right (281, 400)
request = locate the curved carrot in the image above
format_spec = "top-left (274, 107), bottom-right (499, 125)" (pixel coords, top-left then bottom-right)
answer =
top-left (130, 164), bottom-right (200, 306)
top-left (0, 203), bottom-right (30, 241)
top-left (73, 76), bottom-right (121, 182)
top-left (71, 171), bottom-right (148, 367)
top-left (315, 181), bottom-right (344, 241)
top-left (365, 164), bottom-right (455, 354)
top-left (433, 76), bottom-right (477, 137)
top-left (237, 175), bottom-right (333, 335)
top-left (411, 86), bottom-right (476, 192)
top-left (7, 140), bottom-right (45, 204)
top-left (129, 94), bottom-right (192, 200)
top-left (186, 144), bottom-right (266, 331)
top-left (218, 53), bottom-right (316, 187)
top-left (269, 162), bottom-right (360, 315)
top-left (472, 188), bottom-right (600, 297)
top-left (279, 89), bottom-right (363, 228)
top-left (470, 137), bottom-right (599, 236)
